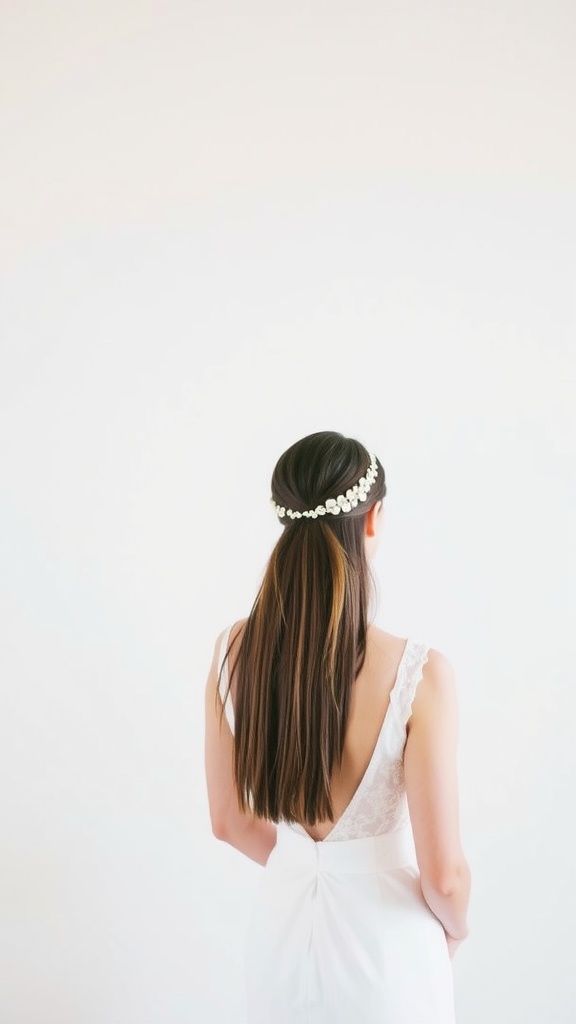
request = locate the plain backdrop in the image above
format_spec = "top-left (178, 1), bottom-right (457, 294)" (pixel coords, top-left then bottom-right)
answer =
top-left (1, 2), bottom-right (575, 1023)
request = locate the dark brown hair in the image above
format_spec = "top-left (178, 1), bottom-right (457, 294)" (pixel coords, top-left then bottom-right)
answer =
top-left (221, 430), bottom-right (386, 826)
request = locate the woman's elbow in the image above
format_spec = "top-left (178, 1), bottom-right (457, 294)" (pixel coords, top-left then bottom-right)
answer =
top-left (424, 856), bottom-right (470, 897)
top-left (209, 803), bottom-right (231, 842)
top-left (211, 818), bottom-right (228, 842)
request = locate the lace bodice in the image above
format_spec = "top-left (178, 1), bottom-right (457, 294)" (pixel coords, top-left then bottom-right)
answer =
top-left (217, 630), bottom-right (429, 842)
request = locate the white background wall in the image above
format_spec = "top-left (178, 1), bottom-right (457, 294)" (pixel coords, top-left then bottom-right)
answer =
top-left (1, 3), bottom-right (574, 1022)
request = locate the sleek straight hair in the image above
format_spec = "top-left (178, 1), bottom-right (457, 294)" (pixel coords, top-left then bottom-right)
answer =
top-left (220, 430), bottom-right (387, 826)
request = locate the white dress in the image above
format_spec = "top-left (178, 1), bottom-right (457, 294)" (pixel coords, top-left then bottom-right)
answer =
top-left (218, 631), bottom-right (456, 1024)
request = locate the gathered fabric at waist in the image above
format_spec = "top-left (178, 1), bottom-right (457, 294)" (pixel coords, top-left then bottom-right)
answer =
top-left (270, 823), bottom-right (417, 875)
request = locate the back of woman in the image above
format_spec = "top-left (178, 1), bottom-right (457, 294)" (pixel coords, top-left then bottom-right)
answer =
top-left (204, 430), bottom-right (471, 1024)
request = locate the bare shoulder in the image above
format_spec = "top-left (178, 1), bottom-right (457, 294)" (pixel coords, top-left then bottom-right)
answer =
top-left (213, 617), bottom-right (248, 652)
top-left (208, 617), bottom-right (249, 688)
top-left (207, 617), bottom-right (248, 684)
top-left (229, 617), bottom-right (248, 643)
top-left (421, 648), bottom-right (457, 692)
top-left (410, 647), bottom-right (458, 725)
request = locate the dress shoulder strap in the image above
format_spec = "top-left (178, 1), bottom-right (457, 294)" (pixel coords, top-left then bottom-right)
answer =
top-left (389, 639), bottom-right (429, 734)
top-left (217, 624), bottom-right (235, 734)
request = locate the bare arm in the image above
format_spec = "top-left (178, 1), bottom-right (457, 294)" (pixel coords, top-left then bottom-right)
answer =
top-left (404, 649), bottom-right (471, 947)
top-left (204, 629), bottom-right (277, 866)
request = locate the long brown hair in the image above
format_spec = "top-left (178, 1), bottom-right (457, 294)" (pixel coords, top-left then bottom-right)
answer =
top-left (221, 431), bottom-right (386, 826)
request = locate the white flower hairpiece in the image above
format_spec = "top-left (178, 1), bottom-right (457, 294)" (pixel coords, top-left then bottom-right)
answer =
top-left (272, 453), bottom-right (379, 520)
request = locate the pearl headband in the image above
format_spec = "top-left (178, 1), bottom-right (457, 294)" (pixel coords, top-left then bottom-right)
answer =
top-left (272, 453), bottom-right (379, 520)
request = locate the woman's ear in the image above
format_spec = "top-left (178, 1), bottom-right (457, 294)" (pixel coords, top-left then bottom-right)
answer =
top-left (365, 501), bottom-right (383, 538)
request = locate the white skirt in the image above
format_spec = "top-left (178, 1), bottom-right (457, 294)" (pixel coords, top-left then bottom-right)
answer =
top-left (245, 824), bottom-right (455, 1024)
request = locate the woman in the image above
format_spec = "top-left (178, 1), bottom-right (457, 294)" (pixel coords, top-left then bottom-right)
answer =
top-left (204, 430), bottom-right (471, 1024)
